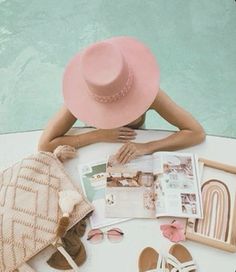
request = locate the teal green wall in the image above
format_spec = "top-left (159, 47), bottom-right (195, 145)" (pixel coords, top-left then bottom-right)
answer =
top-left (0, 0), bottom-right (236, 136)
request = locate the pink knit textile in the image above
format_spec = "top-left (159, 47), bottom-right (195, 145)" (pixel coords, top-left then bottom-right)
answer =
top-left (0, 147), bottom-right (93, 272)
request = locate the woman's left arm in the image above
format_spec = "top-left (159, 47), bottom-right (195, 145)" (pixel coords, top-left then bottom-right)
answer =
top-left (116, 89), bottom-right (205, 164)
top-left (146, 89), bottom-right (206, 152)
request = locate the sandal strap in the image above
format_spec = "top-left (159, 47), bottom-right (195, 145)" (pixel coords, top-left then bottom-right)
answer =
top-left (18, 263), bottom-right (36, 272)
top-left (167, 253), bottom-right (197, 272)
top-left (146, 255), bottom-right (168, 272)
top-left (57, 245), bottom-right (80, 272)
top-left (146, 270), bottom-right (168, 272)
top-left (158, 255), bottom-right (169, 270)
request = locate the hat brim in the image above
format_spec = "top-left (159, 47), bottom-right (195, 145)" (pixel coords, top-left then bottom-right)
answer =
top-left (63, 36), bottom-right (160, 129)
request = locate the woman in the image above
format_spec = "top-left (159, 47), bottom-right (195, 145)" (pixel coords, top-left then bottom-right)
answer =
top-left (38, 36), bottom-right (205, 164)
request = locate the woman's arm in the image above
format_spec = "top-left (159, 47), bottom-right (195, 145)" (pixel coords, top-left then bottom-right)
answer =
top-left (38, 106), bottom-right (99, 151)
top-left (146, 89), bottom-right (206, 153)
top-left (38, 105), bottom-right (136, 152)
top-left (116, 89), bottom-right (205, 163)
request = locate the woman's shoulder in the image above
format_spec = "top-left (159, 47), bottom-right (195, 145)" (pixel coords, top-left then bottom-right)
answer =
top-left (149, 88), bottom-right (166, 110)
top-left (55, 105), bottom-right (78, 122)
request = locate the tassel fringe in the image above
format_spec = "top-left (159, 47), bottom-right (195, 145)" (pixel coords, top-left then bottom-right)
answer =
top-left (56, 216), bottom-right (70, 237)
top-left (53, 145), bottom-right (77, 162)
top-left (57, 190), bottom-right (83, 237)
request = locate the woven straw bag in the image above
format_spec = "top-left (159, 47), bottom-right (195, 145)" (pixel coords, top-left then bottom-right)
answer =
top-left (0, 146), bottom-right (94, 272)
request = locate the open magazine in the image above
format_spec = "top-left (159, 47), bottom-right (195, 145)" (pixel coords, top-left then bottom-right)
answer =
top-left (78, 161), bottom-right (129, 229)
top-left (105, 152), bottom-right (203, 219)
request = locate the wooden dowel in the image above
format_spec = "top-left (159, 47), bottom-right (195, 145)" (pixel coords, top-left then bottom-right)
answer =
top-left (186, 232), bottom-right (236, 253)
top-left (199, 158), bottom-right (236, 174)
top-left (230, 194), bottom-right (236, 246)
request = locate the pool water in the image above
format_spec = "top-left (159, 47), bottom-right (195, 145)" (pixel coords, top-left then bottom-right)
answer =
top-left (0, 0), bottom-right (236, 137)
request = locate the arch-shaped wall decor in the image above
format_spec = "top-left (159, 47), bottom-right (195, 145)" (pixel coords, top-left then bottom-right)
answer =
top-left (186, 158), bottom-right (236, 252)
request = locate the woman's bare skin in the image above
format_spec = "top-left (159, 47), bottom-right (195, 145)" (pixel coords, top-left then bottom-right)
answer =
top-left (38, 89), bottom-right (205, 163)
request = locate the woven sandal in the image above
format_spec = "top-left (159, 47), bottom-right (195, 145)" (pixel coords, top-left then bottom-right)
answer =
top-left (167, 244), bottom-right (197, 272)
top-left (138, 247), bottom-right (168, 272)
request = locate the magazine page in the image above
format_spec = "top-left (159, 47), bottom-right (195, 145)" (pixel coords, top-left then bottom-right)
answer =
top-left (105, 155), bottom-right (159, 218)
top-left (78, 161), bottom-right (129, 229)
top-left (155, 152), bottom-right (203, 219)
top-left (152, 152), bottom-right (163, 174)
top-left (107, 154), bottom-right (154, 173)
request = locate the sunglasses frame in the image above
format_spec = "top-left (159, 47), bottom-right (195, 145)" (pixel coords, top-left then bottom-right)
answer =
top-left (87, 228), bottom-right (124, 244)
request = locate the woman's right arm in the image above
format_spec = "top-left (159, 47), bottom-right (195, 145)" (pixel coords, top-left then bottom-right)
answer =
top-left (38, 105), bottom-right (136, 152)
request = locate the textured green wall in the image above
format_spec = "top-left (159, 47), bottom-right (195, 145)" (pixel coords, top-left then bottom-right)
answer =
top-left (0, 0), bottom-right (236, 136)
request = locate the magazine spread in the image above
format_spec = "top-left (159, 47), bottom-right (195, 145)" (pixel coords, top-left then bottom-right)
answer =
top-left (78, 161), bottom-right (129, 229)
top-left (105, 152), bottom-right (203, 219)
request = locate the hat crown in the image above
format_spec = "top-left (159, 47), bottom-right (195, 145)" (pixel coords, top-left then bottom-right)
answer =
top-left (81, 42), bottom-right (132, 101)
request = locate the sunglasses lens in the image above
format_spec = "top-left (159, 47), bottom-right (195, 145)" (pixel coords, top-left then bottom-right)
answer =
top-left (87, 229), bottom-right (103, 244)
top-left (107, 228), bottom-right (124, 243)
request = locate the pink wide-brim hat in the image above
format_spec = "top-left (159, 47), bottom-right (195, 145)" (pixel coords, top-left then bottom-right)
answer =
top-left (63, 36), bottom-right (160, 129)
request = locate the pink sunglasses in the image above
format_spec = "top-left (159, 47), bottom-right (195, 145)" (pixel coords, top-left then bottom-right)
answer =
top-left (87, 228), bottom-right (124, 244)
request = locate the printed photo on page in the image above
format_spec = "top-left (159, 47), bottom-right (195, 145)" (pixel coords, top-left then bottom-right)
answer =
top-left (105, 151), bottom-right (203, 219)
top-left (105, 153), bottom-right (163, 218)
top-left (155, 152), bottom-right (203, 218)
top-left (106, 171), bottom-right (157, 218)
top-left (78, 161), bottom-right (128, 229)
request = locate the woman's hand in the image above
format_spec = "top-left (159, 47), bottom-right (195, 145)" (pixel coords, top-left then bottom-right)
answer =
top-left (98, 127), bottom-right (137, 143)
top-left (115, 142), bottom-right (151, 164)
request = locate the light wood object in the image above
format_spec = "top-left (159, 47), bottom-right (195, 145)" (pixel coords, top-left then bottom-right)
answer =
top-left (186, 158), bottom-right (236, 252)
